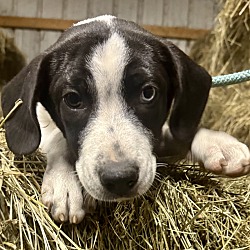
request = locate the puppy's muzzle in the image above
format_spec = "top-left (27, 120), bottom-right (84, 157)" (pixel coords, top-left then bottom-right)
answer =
top-left (99, 161), bottom-right (139, 197)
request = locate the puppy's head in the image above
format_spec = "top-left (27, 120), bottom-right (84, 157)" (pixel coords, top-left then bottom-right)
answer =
top-left (1, 15), bottom-right (211, 201)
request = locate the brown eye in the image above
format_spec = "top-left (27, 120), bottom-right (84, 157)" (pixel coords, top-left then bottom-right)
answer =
top-left (141, 85), bottom-right (157, 103)
top-left (64, 92), bottom-right (83, 109)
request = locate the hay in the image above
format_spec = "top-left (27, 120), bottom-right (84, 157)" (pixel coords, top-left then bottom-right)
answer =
top-left (0, 30), bottom-right (26, 117)
top-left (0, 30), bottom-right (26, 87)
top-left (1, 125), bottom-right (250, 249)
top-left (1, 1), bottom-right (250, 249)
top-left (190, 0), bottom-right (250, 146)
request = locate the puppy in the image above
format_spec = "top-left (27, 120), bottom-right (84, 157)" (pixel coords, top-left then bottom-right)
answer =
top-left (2, 15), bottom-right (250, 224)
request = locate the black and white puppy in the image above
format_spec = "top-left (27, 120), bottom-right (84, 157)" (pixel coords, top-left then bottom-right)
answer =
top-left (2, 15), bottom-right (250, 224)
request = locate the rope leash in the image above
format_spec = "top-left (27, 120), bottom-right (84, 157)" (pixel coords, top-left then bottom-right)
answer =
top-left (212, 69), bottom-right (250, 87)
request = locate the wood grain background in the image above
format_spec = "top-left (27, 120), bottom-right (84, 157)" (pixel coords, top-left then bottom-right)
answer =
top-left (0, 0), bottom-right (219, 62)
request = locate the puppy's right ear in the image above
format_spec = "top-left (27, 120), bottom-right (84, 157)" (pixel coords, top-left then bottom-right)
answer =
top-left (1, 53), bottom-right (49, 155)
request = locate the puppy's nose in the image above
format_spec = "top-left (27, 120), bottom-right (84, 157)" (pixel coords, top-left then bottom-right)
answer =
top-left (99, 161), bottom-right (139, 196)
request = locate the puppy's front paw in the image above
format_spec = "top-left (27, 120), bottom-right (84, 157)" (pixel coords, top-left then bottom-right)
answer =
top-left (41, 164), bottom-right (96, 224)
top-left (192, 129), bottom-right (250, 177)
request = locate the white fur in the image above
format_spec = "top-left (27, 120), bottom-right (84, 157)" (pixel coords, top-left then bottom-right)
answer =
top-left (191, 128), bottom-right (250, 177)
top-left (37, 103), bottom-right (96, 223)
top-left (74, 15), bottom-right (115, 27)
top-left (87, 32), bottom-right (129, 96)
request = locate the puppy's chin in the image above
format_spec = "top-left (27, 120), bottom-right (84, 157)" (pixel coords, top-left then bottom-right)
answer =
top-left (86, 191), bottom-right (140, 203)
top-left (96, 193), bottom-right (139, 202)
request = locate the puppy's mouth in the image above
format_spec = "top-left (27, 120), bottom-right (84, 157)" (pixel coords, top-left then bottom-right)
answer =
top-left (98, 188), bottom-right (140, 202)
top-left (85, 181), bottom-right (146, 202)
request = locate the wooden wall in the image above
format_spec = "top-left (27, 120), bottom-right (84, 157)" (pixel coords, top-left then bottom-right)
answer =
top-left (0, 0), bottom-right (219, 62)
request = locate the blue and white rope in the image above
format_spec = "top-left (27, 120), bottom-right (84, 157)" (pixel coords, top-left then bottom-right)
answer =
top-left (212, 69), bottom-right (250, 87)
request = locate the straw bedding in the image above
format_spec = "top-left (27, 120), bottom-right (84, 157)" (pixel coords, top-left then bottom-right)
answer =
top-left (1, 127), bottom-right (250, 249)
top-left (1, 0), bottom-right (250, 249)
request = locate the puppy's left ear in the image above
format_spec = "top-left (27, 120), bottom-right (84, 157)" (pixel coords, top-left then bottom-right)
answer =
top-left (165, 41), bottom-right (211, 144)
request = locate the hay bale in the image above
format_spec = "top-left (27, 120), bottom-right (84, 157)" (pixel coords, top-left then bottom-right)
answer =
top-left (1, 127), bottom-right (250, 249)
top-left (0, 30), bottom-right (26, 86)
top-left (1, 2), bottom-right (250, 249)
top-left (190, 0), bottom-right (250, 146)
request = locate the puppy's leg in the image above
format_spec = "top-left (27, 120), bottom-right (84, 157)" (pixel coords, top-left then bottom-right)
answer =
top-left (37, 103), bottom-right (96, 223)
top-left (191, 128), bottom-right (250, 177)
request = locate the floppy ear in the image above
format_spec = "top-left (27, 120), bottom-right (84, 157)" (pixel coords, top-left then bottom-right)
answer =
top-left (166, 42), bottom-right (211, 144)
top-left (1, 54), bottom-right (49, 155)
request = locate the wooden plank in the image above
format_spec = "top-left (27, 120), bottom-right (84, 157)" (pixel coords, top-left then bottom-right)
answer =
top-left (141, 0), bottom-right (164, 25)
top-left (0, 0), bottom-right (15, 37)
top-left (62, 0), bottom-right (88, 20)
top-left (0, 16), bottom-right (209, 40)
top-left (41, 0), bottom-right (63, 19)
top-left (144, 25), bottom-right (207, 40)
top-left (13, 0), bottom-right (41, 62)
top-left (163, 0), bottom-right (190, 52)
top-left (188, 0), bottom-right (215, 29)
top-left (39, 0), bottom-right (63, 53)
top-left (163, 0), bottom-right (189, 27)
top-left (0, 15), bottom-right (74, 30)
top-left (87, 0), bottom-right (114, 17)
top-left (186, 0), bottom-right (216, 53)
top-left (0, 0), bottom-right (14, 16)
top-left (114, 0), bottom-right (138, 22)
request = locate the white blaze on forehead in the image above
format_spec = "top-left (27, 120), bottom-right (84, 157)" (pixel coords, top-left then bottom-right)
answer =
top-left (76, 32), bottom-right (156, 200)
top-left (74, 15), bottom-right (116, 27)
top-left (88, 32), bottom-right (129, 99)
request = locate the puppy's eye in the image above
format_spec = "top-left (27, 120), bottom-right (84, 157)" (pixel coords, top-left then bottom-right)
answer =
top-left (141, 85), bottom-right (157, 103)
top-left (64, 92), bottom-right (83, 109)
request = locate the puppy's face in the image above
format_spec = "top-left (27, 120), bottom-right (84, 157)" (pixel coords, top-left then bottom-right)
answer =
top-left (46, 18), bottom-right (171, 200)
top-left (2, 16), bottom-right (211, 201)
